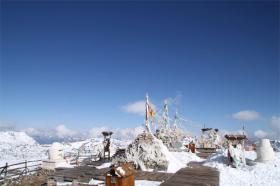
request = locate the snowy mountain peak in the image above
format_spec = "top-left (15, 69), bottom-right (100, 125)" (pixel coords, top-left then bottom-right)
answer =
top-left (0, 131), bottom-right (37, 146)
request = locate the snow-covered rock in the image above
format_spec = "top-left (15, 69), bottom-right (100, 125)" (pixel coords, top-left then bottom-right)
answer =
top-left (271, 140), bottom-right (280, 152)
top-left (125, 132), bottom-right (184, 172)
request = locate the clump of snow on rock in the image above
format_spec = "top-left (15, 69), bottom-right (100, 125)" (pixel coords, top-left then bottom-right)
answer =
top-left (125, 132), bottom-right (199, 173)
top-left (271, 140), bottom-right (280, 152)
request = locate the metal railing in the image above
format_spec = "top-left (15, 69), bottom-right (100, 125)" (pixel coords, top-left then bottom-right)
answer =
top-left (0, 160), bottom-right (42, 183)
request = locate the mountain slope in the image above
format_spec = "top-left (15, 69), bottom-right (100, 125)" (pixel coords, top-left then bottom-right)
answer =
top-left (0, 131), bottom-right (48, 166)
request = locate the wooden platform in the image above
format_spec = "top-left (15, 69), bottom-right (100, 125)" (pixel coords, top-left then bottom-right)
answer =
top-left (50, 166), bottom-right (108, 183)
top-left (160, 162), bottom-right (219, 186)
top-left (51, 166), bottom-right (173, 183)
top-left (196, 152), bottom-right (214, 159)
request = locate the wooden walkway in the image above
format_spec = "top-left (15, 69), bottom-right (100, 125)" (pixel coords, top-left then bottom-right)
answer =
top-left (49, 155), bottom-right (219, 185)
top-left (51, 166), bottom-right (173, 183)
top-left (51, 166), bottom-right (108, 183)
top-left (196, 152), bottom-right (215, 159)
top-left (52, 163), bottom-right (219, 186)
top-left (160, 162), bottom-right (219, 186)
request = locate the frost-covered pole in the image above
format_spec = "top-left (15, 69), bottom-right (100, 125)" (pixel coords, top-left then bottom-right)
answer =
top-left (173, 110), bottom-right (178, 129)
top-left (145, 93), bottom-right (152, 134)
top-left (242, 123), bottom-right (246, 165)
top-left (163, 100), bottom-right (169, 129)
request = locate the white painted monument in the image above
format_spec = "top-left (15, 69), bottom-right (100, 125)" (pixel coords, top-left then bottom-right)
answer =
top-left (41, 142), bottom-right (71, 170)
top-left (256, 139), bottom-right (274, 162)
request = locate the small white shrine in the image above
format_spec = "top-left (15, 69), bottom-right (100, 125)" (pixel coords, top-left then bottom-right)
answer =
top-left (41, 142), bottom-right (70, 170)
top-left (256, 139), bottom-right (274, 162)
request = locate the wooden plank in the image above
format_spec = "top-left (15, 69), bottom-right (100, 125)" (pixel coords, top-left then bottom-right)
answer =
top-left (51, 166), bottom-right (174, 183)
top-left (160, 164), bottom-right (219, 186)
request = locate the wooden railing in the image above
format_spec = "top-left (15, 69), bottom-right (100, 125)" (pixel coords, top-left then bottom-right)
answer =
top-left (0, 160), bottom-right (42, 183)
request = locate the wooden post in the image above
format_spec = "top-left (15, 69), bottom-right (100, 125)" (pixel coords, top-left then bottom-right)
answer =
top-left (4, 162), bottom-right (8, 177)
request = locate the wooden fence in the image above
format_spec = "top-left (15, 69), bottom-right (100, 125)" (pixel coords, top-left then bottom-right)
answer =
top-left (0, 160), bottom-right (42, 183)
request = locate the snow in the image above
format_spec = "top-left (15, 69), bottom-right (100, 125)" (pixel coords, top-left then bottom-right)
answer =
top-left (2, 130), bottom-right (280, 186)
top-left (0, 131), bottom-right (37, 145)
top-left (59, 179), bottom-right (162, 186)
top-left (135, 180), bottom-right (162, 186)
top-left (155, 137), bottom-right (185, 173)
top-left (116, 166), bottom-right (126, 176)
top-left (0, 131), bottom-right (48, 166)
top-left (204, 150), bottom-right (280, 186)
top-left (96, 162), bottom-right (111, 169)
top-left (88, 179), bottom-right (104, 185)
top-left (170, 151), bottom-right (203, 165)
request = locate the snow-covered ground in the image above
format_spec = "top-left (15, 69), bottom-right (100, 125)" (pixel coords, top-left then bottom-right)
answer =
top-left (0, 131), bottom-right (131, 167)
top-left (204, 150), bottom-right (280, 186)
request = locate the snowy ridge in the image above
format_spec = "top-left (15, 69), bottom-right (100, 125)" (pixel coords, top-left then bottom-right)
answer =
top-left (0, 131), bottom-right (48, 166)
top-left (0, 131), bottom-right (37, 146)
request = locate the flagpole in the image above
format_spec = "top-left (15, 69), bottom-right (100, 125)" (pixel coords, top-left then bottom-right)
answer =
top-left (145, 93), bottom-right (152, 134)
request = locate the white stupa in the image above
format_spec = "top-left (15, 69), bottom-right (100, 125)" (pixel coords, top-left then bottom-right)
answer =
top-left (42, 142), bottom-right (71, 170)
top-left (256, 139), bottom-right (274, 162)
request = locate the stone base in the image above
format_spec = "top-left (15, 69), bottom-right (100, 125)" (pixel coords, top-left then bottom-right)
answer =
top-left (41, 160), bottom-right (56, 170)
top-left (41, 160), bottom-right (70, 170)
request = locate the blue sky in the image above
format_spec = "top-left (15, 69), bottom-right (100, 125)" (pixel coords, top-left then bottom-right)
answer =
top-left (0, 1), bottom-right (279, 137)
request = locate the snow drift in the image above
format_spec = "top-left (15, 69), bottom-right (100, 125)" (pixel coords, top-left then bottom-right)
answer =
top-left (204, 149), bottom-right (280, 186)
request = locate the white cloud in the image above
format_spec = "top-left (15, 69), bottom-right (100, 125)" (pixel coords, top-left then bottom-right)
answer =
top-left (220, 129), bottom-right (247, 136)
top-left (271, 116), bottom-right (280, 137)
top-left (164, 92), bottom-right (182, 106)
top-left (254, 130), bottom-right (268, 139)
top-left (232, 110), bottom-right (261, 121)
top-left (121, 100), bottom-right (156, 116)
top-left (88, 127), bottom-right (109, 138)
top-left (88, 126), bottom-right (144, 140)
top-left (55, 125), bottom-right (77, 138)
top-left (114, 126), bottom-right (144, 140)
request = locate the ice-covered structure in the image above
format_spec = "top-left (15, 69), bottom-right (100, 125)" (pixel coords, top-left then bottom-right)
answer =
top-left (155, 101), bottom-right (185, 150)
top-left (224, 134), bottom-right (247, 167)
top-left (198, 128), bottom-right (221, 149)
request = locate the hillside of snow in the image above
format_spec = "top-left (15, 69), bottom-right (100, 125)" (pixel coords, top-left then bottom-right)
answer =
top-left (0, 131), bottom-right (37, 145)
top-left (0, 131), bottom-right (48, 166)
